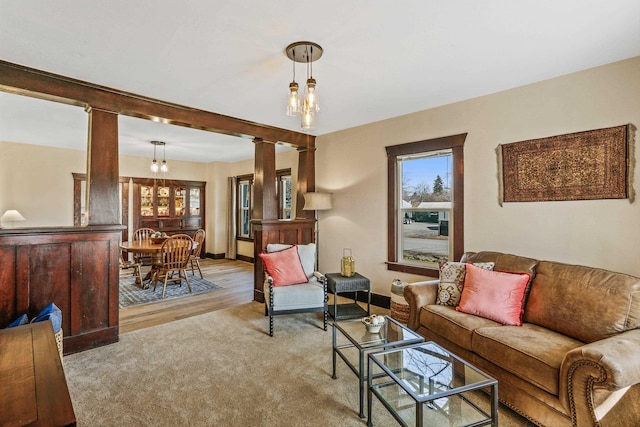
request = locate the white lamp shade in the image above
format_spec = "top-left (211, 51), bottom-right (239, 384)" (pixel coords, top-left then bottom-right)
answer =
top-left (303, 192), bottom-right (332, 211)
top-left (1, 210), bottom-right (26, 222)
top-left (1, 210), bottom-right (26, 228)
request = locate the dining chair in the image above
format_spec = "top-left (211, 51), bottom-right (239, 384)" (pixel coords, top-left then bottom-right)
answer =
top-left (119, 255), bottom-right (143, 285)
top-left (189, 229), bottom-right (206, 278)
top-left (153, 234), bottom-right (194, 298)
top-left (132, 227), bottom-right (156, 265)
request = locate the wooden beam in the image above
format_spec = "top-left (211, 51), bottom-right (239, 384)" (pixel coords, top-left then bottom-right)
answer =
top-left (0, 59), bottom-right (315, 147)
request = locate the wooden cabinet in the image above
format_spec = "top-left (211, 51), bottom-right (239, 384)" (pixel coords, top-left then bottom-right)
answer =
top-left (133, 178), bottom-right (205, 236)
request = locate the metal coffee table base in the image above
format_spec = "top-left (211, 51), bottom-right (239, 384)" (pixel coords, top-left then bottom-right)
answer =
top-left (367, 342), bottom-right (498, 427)
top-left (331, 316), bottom-right (424, 418)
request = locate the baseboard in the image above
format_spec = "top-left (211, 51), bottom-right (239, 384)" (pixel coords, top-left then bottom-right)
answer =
top-left (204, 252), bottom-right (226, 260)
top-left (332, 290), bottom-right (390, 310)
top-left (236, 254), bottom-right (254, 263)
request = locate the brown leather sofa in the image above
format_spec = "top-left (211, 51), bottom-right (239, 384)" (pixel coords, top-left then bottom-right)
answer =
top-left (404, 251), bottom-right (640, 427)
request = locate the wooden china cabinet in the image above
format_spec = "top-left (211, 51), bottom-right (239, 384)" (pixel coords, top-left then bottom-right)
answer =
top-left (132, 178), bottom-right (205, 237)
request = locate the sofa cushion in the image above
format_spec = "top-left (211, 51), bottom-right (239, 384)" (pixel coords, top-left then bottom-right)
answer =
top-left (436, 261), bottom-right (495, 306)
top-left (473, 323), bottom-right (585, 395)
top-left (524, 261), bottom-right (640, 343)
top-left (457, 265), bottom-right (529, 326)
top-left (461, 251), bottom-right (538, 305)
top-left (421, 304), bottom-right (500, 350)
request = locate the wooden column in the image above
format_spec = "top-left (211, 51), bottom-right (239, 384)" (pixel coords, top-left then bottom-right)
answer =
top-left (296, 146), bottom-right (316, 219)
top-left (86, 107), bottom-right (120, 225)
top-left (253, 138), bottom-right (277, 220)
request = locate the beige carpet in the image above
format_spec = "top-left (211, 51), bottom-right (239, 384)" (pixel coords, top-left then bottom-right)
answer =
top-left (63, 302), bottom-right (534, 426)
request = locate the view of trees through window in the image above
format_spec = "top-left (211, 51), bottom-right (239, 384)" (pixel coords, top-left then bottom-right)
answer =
top-left (400, 150), bottom-right (452, 266)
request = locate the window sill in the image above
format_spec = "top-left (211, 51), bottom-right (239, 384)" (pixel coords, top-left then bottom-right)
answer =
top-left (386, 262), bottom-right (439, 278)
top-left (237, 236), bottom-right (254, 242)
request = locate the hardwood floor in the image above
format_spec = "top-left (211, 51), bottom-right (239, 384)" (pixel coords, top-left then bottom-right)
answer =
top-left (119, 258), bottom-right (254, 333)
top-left (119, 258), bottom-right (387, 334)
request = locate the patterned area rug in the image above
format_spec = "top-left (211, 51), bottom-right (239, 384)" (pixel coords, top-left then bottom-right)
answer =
top-left (119, 274), bottom-right (224, 308)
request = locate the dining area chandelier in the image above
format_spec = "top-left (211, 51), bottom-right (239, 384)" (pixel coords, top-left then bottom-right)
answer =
top-left (285, 41), bottom-right (323, 131)
top-left (150, 140), bottom-right (168, 173)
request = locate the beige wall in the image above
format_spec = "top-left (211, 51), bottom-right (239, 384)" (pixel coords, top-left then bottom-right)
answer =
top-left (0, 142), bottom-right (211, 226)
top-left (0, 141), bottom-right (85, 227)
top-left (316, 57), bottom-right (640, 296)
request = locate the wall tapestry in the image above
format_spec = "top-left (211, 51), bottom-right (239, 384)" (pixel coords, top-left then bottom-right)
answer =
top-left (498, 124), bottom-right (635, 205)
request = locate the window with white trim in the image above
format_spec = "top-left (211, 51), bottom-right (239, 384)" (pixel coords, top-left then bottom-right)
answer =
top-left (238, 175), bottom-right (253, 239)
top-left (398, 150), bottom-right (453, 267)
top-left (386, 134), bottom-right (466, 276)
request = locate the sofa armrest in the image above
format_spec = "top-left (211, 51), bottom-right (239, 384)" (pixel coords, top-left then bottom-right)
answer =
top-left (560, 328), bottom-right (640, 426)
top-left (403, 280), bottom-right (439, 331)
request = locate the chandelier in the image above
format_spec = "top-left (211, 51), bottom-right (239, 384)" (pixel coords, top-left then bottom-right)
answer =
top-left (150, 141), bottom-right (168, 173)
top-left (285, 41), bottom-right (323, 131)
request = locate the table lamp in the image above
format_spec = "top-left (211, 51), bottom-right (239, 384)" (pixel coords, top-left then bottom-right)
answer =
top-left (0, 210), bottom-right (26, 228)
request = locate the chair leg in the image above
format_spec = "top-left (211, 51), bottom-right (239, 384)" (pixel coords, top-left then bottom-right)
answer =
top-left (134, 265), bottom-right (143, 286)
top-left (323, 309), bottom-right (327, 331)
top-left (162, 274), bottom-right (169, 298)
top-left (269, 311), bottom-right (273, 337)
top-left (182, 270), bottom-right (192, 293)
top-left (153, 271), bottom-right (160, 292)
top-left (195, 259), bottom-right (203, 279)
top-left (264, 304), bottom-right (268, 316)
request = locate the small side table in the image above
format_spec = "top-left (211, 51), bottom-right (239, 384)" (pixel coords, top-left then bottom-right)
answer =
top-left (326, 272), bottom-right (371, 320)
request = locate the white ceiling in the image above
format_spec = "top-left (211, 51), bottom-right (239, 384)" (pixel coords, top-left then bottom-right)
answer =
top-left (1, 0), bottom-right (639, 163)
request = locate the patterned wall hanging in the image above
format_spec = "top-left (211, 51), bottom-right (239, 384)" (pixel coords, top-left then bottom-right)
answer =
top-left (498, 124), bottom-right (635, 205)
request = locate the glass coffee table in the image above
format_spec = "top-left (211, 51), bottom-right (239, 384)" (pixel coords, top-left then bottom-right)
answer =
top-left (367, 341), bottom-right (498, 427)
top-left (332, 315), bottom-right (424, 418)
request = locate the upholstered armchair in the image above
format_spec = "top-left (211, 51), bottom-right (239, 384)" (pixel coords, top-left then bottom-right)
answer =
top-left (260, 243), bottom-right (327, 337)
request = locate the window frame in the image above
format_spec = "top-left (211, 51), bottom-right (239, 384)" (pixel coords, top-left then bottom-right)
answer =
top-left (277, 169), bottom-right (293, 219)
top-left (386, 133), bottom-right (467, 276)
top-left (237, 174), bottom-right (254, 241)
top-left (236, 168), bottom-right (292, 241)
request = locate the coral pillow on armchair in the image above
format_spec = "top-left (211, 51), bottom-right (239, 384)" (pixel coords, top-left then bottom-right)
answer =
top-left (259, 245), bottom-right (309, 287)
top-left (456, 263), bottom-right (530, 326)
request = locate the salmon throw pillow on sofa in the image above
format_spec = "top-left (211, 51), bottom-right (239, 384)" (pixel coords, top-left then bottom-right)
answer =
top-left (436, 261), bottom-right (495, 306)
top-left (456, 263), bottom-right (530, 326)
top-left (258, 245), bottom-right (309, 287)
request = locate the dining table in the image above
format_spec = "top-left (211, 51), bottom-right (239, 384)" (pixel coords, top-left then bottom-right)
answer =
top-left (119, 239), bottom-right (198, 289)
top-left (120, 240), bottom-right (164, 288)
